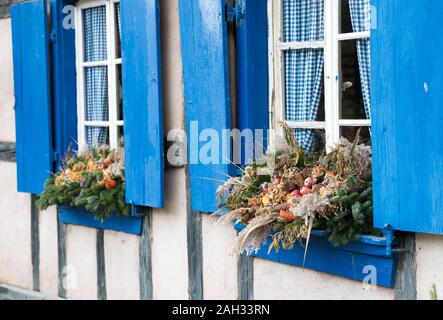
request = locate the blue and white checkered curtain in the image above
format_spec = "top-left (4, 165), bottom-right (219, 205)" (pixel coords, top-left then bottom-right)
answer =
top-left (283, 0), bottom-right (324, 152)
top-left (84, 5), bottom-right (108, 149)
top-left (116, 3), bottom-right (121, 34)
top-left (349, 0), bottom-right (371, 119)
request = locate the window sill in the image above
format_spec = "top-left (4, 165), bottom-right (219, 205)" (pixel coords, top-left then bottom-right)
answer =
top-left (234, 223), bottom-right (399, 288)
top-left (59, 206), bottom-right (143, 235)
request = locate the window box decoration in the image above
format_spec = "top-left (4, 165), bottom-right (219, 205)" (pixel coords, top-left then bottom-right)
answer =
top-left (217, 125), bottom-right (398, 287)
top-left (233, 222), bottom-right (398, 287)
top-left (36, 145), bottom-right (141, 235)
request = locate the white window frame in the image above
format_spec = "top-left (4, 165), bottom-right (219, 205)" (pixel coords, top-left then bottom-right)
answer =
top-left (75, 0), bottom-right (122, 150)
top-left (268, 0), bottom-right (371, 150)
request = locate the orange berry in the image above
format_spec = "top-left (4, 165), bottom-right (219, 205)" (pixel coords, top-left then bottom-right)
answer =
top-left (105, 179), bottom-right (118, 190)
top-left (279, 210), bottom-right (295, 222)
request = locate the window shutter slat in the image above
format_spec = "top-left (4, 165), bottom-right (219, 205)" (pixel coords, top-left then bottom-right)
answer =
top-left (11, 0), bottom-right (53, 194)
top-left (121, 0), bottom-right (164, 208)
top-left (51, 0), bottom-right (78, 165)
top-left (236, 0), bottom-right (269, 165)
top-left (179, 0), bottom-right (233, 213)
top-left (372, 0), bottom-right (443, 234)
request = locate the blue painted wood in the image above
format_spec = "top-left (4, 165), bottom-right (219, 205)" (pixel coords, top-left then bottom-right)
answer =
top-left (178, 0), bottom-right (233, 213)
top-left (120, 0), bottom-right (164, 208)
top-left (59, 206), bottom-right (143, 235)
top-left (234, 223), bottom-right (398, 287)
top-left (11, 0), bottom-right (53, 194)
top-left (371, 0), bottom-right (443, 234)
top-left (236, 0), bottom-right (269, 165)
top-left (50, 0), bottom-right (78, 166)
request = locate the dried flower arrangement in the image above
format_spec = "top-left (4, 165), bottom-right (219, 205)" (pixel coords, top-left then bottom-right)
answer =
top-left (36, 145), bottom-right (130, 220)
top-left (216, 124), bottom-right (379, 256)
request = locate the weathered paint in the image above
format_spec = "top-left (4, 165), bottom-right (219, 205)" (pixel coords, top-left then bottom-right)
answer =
top-left (237, 254), bottom-right (254, 300)
top-left (57, 208), bottom-right (67, 298)
top-left (394, 233), bottom-right (417, 300)
top-left (96, 230), bottom-right (106, 300)
top-left (371, 0), bottom-right (443, 234)
top-left (178, 0), bottom-right (233, 213)
top-left (10, 0), bottom-right (53, 194)
top-left (139, 214), bottom-right (153, 300)
top-left (31, 196), bottom-right (40, 291)
top-left (121, 0), bottom-right (164, 208)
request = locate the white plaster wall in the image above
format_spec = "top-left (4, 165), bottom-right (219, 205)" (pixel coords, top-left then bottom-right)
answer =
top-left (0, 161), bottom-right (32, 289)
top-left (202, 216), bottom-right (238, 300)
top-left (0, 19), bottom-right (15, 142)
top-left (65, 225), bottom-right (97, 300)
top-left (104, 231), bottom-right (140, 300)
top-left (39, 206), bottom-right (59, 296)
top-left (150, 0), bottom-right (189, 300)
top-left (416, 234), bottom-right (443, 300)
top-left (254, 258), bottom-right (394, 300)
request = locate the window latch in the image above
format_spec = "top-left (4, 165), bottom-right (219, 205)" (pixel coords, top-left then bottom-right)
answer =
top-left (225, 2), bottom-right (243, 23)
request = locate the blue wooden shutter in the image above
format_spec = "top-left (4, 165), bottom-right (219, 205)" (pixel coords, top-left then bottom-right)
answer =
top-left (11, 0), bottom-right (53, 194)
top-left (372, 0), bottom-right (443, 234)
top-left (179, 0), bottom-right (233, 213)
top-left (51, 0), bottom-right (78, 165)
top-left (120, 0), bottom-right (164, 208)
top-left (236, 0), bottom-right (269, 165)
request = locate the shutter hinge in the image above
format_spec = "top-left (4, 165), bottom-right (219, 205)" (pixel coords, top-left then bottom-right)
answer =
top-left (49, 30), bottom-right (56, 43)
top-left (225, 2), bottom-right (243, 23)
top-left (384, 224), bottom-right (394, 256)
top-left (53, 150), bottom-right (59, 164)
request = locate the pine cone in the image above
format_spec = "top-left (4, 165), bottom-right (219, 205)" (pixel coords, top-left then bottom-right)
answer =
top-left (293, 172), bottom-right (305, 189)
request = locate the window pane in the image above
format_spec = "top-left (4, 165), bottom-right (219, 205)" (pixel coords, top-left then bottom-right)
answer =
top-left (282, 0), bottom-right (324, 42)
top-left (115, 2), bottom-right (121, 59)
top-left (340, 0), bottom-right (353, 34)
top-left (84, 66), bottom-right (109, 121)
top-left (294, 128), bottom-right (326, 153)
top-left (340, 126), bottom-right (371, 145)
top-left (116, 64), bottom-right (123, 121)
top-left (339, 40), bottom-right (366, 119)
top-left (83, 5), bottom-right (107, 62)
top-left (117, 126), bottom-right (124, 148)
top-left (284, 49), bottom-right (324, 122)
top-left (86, 126), bottom-right (109, 149)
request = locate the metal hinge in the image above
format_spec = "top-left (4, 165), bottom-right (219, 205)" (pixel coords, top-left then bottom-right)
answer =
top-left (53, 151), bottom-right (60, 165)
top-left (49, 30), bottom-right (56, 43)
top-left (225, 2), bottom-right (243, 23)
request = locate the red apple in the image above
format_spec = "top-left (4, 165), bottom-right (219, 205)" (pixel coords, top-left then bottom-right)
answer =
top-left (300, 186), bottom-right (311, 196)
top-left (304, 177), bottom-right (314, 188)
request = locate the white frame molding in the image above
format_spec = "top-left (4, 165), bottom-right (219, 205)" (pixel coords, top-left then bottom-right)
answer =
top-left (75, 0), bottom-right (122, 150)
top-left (269, 0), bottom-right (371, 150)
